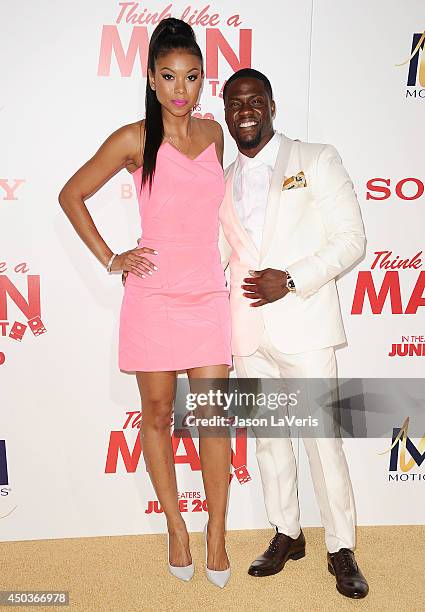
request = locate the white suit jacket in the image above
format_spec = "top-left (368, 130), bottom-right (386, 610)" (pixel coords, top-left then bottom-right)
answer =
top-left (218, 133), bottom-right (366, 356)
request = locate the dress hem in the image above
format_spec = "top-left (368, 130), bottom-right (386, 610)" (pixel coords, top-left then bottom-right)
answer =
top-left (119, 360), bottom-right (233, 373)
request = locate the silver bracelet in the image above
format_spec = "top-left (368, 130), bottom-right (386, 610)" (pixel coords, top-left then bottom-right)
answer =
top-left (106, 253), bottom-right (117, 274)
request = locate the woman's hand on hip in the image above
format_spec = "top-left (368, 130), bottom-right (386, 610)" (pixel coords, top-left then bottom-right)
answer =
top-left (113, 246), bottom-right (158, 280)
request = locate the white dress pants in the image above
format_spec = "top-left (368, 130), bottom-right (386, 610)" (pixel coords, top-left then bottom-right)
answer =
top-left (234, 329), bottom-right (356, 553)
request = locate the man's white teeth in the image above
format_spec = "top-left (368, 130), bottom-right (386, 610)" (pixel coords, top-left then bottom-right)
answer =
top-left (239, 121), bottom-right (257, 128)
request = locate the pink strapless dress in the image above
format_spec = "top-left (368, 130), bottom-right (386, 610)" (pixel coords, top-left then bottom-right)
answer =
top-left (119, 141), bottom-right (232, 371)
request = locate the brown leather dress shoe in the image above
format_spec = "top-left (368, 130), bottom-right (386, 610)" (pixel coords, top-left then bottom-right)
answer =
top-left (248, 529), bottom-right (306, 577)
top-left (327, 548), bottom-right (369, 599)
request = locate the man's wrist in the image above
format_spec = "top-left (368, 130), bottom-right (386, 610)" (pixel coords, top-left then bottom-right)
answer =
top-left (284, 269), bottom-right (296, 293)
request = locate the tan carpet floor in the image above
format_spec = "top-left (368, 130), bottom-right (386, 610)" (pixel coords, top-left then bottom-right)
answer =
top-left (1, 526), bottom-right (424, 612)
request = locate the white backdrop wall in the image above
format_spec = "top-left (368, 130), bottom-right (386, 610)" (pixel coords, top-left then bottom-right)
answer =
top-left (1, 1), bottom-right (424, 541)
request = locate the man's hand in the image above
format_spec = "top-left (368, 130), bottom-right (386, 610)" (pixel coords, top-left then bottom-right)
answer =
top-left (242, 268), bottom-right (289, 307)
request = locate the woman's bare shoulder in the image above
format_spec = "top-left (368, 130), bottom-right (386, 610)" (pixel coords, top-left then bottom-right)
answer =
top-left (194, 117), bottom-right (223, 140)
top-left (193, 118), bottom-right (224, 164)
top-left (119, 120), bottom-right (145, 173)
top-left (104, 119), bottom-right (143, 147)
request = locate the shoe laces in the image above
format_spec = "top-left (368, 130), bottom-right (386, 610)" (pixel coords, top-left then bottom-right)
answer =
top-left (336, 548), bottom-right (357, 574)
top-left (267, 533), bottom-right (282, 554)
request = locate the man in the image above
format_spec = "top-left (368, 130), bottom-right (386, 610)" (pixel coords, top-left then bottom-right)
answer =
top-left (218, 68), bottom-right (369, 599)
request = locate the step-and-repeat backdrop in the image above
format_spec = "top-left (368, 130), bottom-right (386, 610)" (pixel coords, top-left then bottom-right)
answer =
top-left (1, 1), bottom-right (424, 541)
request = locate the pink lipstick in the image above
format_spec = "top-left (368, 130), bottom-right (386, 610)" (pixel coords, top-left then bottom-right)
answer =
top-left (172, 99), bottom-right (187, 107)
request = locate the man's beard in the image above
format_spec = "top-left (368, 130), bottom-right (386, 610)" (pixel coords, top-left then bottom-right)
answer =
top-left (236, 129), bottom-right (262, 150)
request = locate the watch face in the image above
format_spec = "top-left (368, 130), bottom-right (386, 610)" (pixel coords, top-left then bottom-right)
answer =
top-left (285, 271), bottom-right (296, 291)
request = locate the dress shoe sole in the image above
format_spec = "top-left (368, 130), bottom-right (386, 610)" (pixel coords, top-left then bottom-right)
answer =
top-left (248, 548), bottom-right (306, 577)
top-left (327, 563), bottom-right (369, 599)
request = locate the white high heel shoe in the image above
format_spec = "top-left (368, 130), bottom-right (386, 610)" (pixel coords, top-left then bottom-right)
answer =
top-left (204, 523), bottom-right (231, 588)
top-left (167, 532), bottom-right (194, 582)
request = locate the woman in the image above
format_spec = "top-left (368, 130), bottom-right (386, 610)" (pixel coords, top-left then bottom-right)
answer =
top-left (58, 18), bottom-right (231, 588)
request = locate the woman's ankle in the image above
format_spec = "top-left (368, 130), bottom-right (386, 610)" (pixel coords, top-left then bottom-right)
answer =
top-left (206, 518), bottom-right (226, 535)
top-left (167, 516), bottom-right (187, 534)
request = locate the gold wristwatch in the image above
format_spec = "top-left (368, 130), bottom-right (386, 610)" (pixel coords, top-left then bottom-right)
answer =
top-left (284, 269), bottom-right (296, 293)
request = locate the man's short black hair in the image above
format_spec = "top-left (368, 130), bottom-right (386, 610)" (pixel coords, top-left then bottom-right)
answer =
top-left (223, 68), bottom-right (273, 101)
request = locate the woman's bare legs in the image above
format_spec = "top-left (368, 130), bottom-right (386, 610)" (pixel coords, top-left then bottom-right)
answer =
top-left (136, 371), bottom-right (191, 567)
top-left (187, 364), bottom-right (231, 571)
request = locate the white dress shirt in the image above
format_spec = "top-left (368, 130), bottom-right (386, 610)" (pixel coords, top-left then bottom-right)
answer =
top-left (233, 132), bottom-right (282, 252)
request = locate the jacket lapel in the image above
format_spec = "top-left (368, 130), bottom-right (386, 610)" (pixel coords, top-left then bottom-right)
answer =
top-left (259, 134), bottom-right (294, 263)
top-left (223, 159), bottom-right (259, 260)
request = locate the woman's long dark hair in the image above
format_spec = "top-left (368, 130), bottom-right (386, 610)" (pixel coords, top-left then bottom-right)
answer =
top-left (141, 18), bottom-right (203, 192)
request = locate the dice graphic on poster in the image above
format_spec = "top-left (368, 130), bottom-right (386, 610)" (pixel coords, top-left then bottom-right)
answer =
top-left (27, 315), bottom-right (47, 337)
top-left (234, 464), bottom-right (251, 485)
top-left (9, 321), bottom-right (27, 342)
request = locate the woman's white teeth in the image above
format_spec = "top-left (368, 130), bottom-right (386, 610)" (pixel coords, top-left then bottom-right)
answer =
top-left (239, 121), bottom-right (257, 128)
